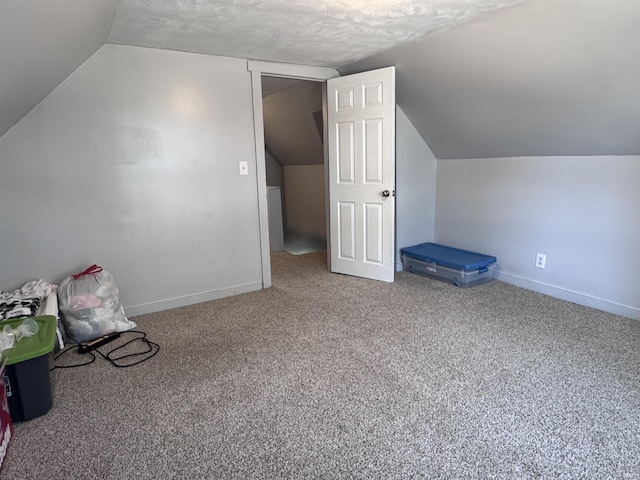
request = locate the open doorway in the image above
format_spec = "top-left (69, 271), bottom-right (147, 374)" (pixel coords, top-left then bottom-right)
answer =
top-left (261, 77), bottom-right (327, 256)
top-left (248, 61), bottom-right (338, 289)
top-left (250, 63), bottom-right (397, 289)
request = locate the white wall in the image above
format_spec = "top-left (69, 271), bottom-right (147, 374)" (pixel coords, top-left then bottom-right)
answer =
top-left (282, 165), bottom-right (326, 239)
top-left (265, 150), bottom-right (283, 187)
top-left (0, 44), bottom-right (263, 316)
top-left (435, 156), bottom-right (640, 319)
top-left (395, 105), bottom-right (437, 270)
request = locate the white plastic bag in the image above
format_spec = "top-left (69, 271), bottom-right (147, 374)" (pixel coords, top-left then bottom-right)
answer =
top-left (58, 265), bottom-right (136, 343)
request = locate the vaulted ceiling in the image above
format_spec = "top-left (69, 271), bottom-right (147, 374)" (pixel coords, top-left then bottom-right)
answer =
top-left (0, 0), bottom-right (524, 141)
top-left (1, 0), bottom-right (639, 159)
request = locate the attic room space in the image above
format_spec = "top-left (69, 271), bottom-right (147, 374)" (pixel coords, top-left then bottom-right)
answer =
top-left (3, 1), bottom-right (640, 478)
top-left (1, 0), bottom-right (639, 319)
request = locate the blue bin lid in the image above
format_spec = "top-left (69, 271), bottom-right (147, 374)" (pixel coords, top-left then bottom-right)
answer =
top-left (401, 242), bottom-right (496, 271)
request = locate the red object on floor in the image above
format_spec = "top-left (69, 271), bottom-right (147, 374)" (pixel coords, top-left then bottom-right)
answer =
top-left (0, 358), bottom-right (13, 470)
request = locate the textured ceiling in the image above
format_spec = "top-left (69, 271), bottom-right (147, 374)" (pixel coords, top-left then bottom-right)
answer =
top-left (108, 0), bottom-right (525, 68)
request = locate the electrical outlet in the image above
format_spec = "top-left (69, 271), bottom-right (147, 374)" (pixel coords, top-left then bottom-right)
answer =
top-left (536, 253), bottom-right (546, 269)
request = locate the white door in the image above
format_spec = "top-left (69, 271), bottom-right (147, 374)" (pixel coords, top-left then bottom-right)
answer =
top-left (327, 67), bottom-right (396, 282)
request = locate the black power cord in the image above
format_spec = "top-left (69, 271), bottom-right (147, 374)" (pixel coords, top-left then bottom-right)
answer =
top-left (51, 330), bottom-right (159, 370)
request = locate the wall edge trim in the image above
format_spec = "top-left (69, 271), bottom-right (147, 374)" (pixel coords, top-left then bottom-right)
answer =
top-left (496, 272), bottom-right (640, 320)
top-left (124, 282), bottom-right (263, 317)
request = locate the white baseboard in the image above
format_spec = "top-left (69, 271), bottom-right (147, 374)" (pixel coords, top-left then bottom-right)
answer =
top-left (125, 272), bottom-right (639, 321)
top-left (497, 272), bottom-right (640, 321)
top-left (397, 260), bottom-right (639, 320)
top-left (124, 282), bottom-right (263, 317)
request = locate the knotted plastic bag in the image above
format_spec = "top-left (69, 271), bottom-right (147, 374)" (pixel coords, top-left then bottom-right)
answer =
top-left (58, 265), bottom-right (136, 343)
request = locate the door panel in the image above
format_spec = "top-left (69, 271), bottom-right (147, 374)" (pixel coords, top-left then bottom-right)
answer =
top-left (364, 118), bottom-right (383, 183)
top-left (337, 122), bottom-right (355, 183)
top-left (327, 67), bottom-right (395, 282)
top-left (364, 202), bottom-right (383, 264)
top-left (338, 202), bottom-right (356, 260)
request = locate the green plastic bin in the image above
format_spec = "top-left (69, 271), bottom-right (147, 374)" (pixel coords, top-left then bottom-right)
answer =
top-left (2, 315), bottom-right (57, 422)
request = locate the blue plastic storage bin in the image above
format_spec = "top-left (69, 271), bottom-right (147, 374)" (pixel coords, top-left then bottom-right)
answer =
top-left (401, 243), bottom-right (497, 288)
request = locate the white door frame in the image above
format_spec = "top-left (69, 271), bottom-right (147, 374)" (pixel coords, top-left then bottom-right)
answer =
top-left (248, 61), bottom-right (339, 288)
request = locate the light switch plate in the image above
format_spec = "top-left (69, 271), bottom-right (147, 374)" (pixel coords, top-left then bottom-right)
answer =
top-left (239, 161), bottom-right (249, 176)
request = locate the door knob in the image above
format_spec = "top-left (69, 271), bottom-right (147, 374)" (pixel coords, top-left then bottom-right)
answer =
top-left (381, 190), bottom-right (395, 197)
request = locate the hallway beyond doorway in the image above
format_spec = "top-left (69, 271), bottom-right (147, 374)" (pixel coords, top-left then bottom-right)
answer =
top-left (283, 231), bottom-right (326, 256)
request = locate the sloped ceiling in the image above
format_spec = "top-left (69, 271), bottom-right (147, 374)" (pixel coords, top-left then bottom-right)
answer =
top-left (0, 0), bottom-right (524, 142)
top-left (2, 0), bottom-right (638, 159)
top-left (341, 0), bottom-right (640, 158)
top-left (0, 0), bottom-right (117, 138)
top-left (262, 81), bottom-right (324, 166)
top-left (262, 77), bottom-right (304, 98)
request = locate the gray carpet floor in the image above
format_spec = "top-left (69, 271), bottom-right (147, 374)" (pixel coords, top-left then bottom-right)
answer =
top-left (3, 251), bottom-right (640, 479)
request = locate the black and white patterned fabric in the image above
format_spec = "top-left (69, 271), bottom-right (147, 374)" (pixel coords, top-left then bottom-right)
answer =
top-left (0, 298), bottom-right (40, 320)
